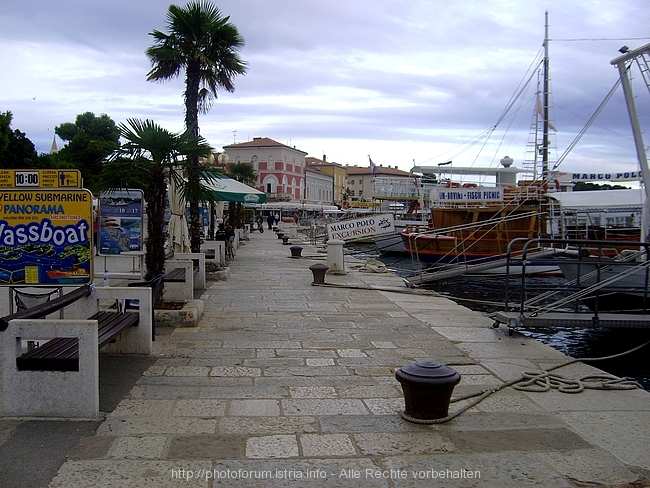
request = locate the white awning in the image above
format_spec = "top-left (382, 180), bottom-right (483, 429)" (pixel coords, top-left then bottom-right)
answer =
top-left (548, 189), bottom-right (644, 211)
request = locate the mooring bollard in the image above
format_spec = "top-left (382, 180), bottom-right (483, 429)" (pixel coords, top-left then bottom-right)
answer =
top-left (309, 263), bottom-right (329, 284)
top-left (326, 239), bottom-right (346, 274)
top-left (277, 232), bottom-right (284, 239)
top-left (282, 235), bottom-right (290, 245)
top-left (289, 246), bottom-right (303, 258)
top-left (395, 360), bottom-right (461, 421)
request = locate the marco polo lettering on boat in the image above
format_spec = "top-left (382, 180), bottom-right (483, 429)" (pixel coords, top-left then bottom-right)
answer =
top-left (557, 171), bottom-right (643, 182)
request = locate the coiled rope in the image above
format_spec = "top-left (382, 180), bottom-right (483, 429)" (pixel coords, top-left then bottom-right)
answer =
top-left (399, 339), bottom-right (649, 424)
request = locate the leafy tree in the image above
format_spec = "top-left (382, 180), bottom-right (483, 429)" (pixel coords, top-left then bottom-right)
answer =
top-left (146, 0), bottom-right (247, 252)
top-left (101, 119), bottom-right (213, 301)
top-left (55, 112), bottom-right (120, 192)
top-left (0, 111), bottom-right (12, 154)
top-left (226, 162), bottom-right (258, 227)
top-left (0, 111), bottom-right (42, 169)
top-left (573, 182), bottom-right (630, 191)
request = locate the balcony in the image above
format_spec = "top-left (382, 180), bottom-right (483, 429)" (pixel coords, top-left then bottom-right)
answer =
top-left (266, 192), bottom-right (293, 202)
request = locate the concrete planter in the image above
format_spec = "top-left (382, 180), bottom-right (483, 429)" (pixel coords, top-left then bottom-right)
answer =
top-left (154, 299), bottom-right (204, 327)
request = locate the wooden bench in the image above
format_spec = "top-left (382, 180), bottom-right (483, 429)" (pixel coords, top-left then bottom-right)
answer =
top-left (1, 285), bottom-right (148, 372)
top-left (163, 250), bottom-right (205, 300)
top-left (0, 284), bottom-right (155, 418)
top-left (14, 311), bottom-right (139, 372)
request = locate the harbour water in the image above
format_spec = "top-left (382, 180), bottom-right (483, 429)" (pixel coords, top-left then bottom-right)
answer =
top-left (347, 243), bottom-right (650, 391)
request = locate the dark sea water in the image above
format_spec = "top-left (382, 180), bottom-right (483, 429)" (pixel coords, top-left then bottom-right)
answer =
top-left (346, 243), bottom-right (650, 391)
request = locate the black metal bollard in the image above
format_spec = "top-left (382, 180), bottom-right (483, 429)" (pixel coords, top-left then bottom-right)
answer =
top-left (282, 235), bottom-right (290, 245)
top-left (395, 360), bottom-right (461, 421)
top-left (289, 246), bottom-right (303, 258)
top-left (309, 263), bottom-right (329, 284)
top-left (277, 232), bottom-right (284, 239)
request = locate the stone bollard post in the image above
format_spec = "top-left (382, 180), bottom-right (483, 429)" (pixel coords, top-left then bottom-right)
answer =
top-left (289, 246), bottom-right (303, 258)
top-left (395, 360), bottom-right (461, 422)
top-left (309, 263), bottom-right (329, 284)
top-left (326, 239), bottom-right (346, 275)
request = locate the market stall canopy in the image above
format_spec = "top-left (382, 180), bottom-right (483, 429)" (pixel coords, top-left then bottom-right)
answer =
top-left (202, 174), bottom-right (267, 204)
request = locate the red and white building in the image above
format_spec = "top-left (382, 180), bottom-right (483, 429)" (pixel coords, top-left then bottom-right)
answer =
top-left (222, 137), bottom-right (307, 202)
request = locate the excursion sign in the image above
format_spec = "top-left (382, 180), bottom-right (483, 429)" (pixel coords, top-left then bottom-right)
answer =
top-left (0, 169), bottom-right (81, 188)
top-left (0, 189), bottom-right (93, 285)
top-left (327, 214), bottom-right (395, 241)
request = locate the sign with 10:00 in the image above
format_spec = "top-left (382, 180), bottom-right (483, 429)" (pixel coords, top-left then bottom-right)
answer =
top-left (0, 189), bottom-right (93, 285)
top-left (0, 169), bottom-right (81, 188)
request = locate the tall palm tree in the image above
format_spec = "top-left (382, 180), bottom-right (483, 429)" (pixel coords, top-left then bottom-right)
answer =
top-left (226, 161), bottom-right (258, 227)
top-left (146, 1), bottom-right (247, 252)
top-left (102, 119), bottom-right (213, 292)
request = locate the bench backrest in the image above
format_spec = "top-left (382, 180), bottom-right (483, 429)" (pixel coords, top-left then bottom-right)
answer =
top-left (0, 285), bottom-right (93, 331)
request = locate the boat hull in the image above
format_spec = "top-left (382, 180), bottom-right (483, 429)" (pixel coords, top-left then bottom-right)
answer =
top-left (558, 259), bottom-right (650, 312)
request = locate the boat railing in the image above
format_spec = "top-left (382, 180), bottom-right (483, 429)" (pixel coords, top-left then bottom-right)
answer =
top-left (504, 237), bottom-right (650, 319)
top-left (410, 210), bottom-right (542, 238)
top-left (403, 210), bottom-right (546, 279)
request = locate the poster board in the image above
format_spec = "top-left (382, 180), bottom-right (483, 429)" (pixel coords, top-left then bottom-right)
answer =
top-left (98, 190), bottom-right (144, 255)
top-left (0, 188), bottom-right (93, 285)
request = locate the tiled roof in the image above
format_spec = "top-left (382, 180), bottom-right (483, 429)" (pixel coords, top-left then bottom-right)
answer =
top-left (306, 157), bottom-right (343, 167)
top-left (223, 137), bottom-right (308, 154)
top-left (345, 166), bottom-right (411, 176)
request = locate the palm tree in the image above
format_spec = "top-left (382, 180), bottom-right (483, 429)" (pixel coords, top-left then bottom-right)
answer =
top-left (102, 119), bottom-right (213, 295)
top-left (146, 1), bottom-right (247, 253)
top-left (226, 162), bottom-right (258, 227)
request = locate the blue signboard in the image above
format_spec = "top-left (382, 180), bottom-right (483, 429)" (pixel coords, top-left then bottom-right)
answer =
top-left (98, 190), bottom-right (144, 255)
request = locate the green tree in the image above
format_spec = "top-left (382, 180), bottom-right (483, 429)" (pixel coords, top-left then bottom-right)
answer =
top-left (146, 0), bottom-right (247, 252)
top-left (0, 111), bottom-right (12, 154)
top-left (101, 119), bottom-right (213, 299)
top-left (572, 181), bottom-right (629, 191)
top-left (0, 111), bottom-right (44, 169)
top-left (227, 162), bottom-right (258, 227)
top-left (55, 112), bottom-right (120, 192)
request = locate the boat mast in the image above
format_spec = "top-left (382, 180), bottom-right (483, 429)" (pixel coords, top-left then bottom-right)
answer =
top-left (541, 11), bottom-right (550, 182)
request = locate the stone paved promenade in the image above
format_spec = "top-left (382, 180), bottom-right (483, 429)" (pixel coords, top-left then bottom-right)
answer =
top-left (4, 228), bottom-right (650, 487)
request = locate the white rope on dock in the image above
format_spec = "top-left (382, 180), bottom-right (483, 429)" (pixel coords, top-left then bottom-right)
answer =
top-left (398, 339), bottom-right (650, 424)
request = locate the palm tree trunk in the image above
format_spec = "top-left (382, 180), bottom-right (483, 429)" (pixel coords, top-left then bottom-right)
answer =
top-left (185, 62), bottom-right (203, 252)
top-left (144, 168), bottom-right (167, 305)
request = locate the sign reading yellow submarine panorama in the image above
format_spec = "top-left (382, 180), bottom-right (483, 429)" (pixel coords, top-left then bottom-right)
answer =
top-left (0, 189), bottom-right (93, 285)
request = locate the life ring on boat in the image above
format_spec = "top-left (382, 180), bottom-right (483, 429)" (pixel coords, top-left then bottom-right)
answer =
top-left (541, 178), bottom-right (561, 191)
top-left (445, 181), bottom-right (461, 188)
top-left (462, 183), bottom-right (477, 188)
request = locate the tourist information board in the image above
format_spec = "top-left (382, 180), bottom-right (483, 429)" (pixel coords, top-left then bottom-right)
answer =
top-left (0, 188), bottom-right (93, 285)
top-left (98, 190), bottom-right (144, 255)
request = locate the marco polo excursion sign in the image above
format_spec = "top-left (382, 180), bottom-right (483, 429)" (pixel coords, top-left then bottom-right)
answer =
top-left (0, 188), bottom-right (93, 285)
top-left (327, 214), bottom-right (395, 241)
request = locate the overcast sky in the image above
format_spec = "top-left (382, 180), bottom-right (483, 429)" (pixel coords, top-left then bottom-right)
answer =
top-left (1, 0), bottom-right (649, 177)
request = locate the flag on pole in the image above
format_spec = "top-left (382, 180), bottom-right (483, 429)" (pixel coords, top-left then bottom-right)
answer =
top-left (534, 92), bottom-right (557, 131)
top-left (369, 156), bottom-right (378, 174)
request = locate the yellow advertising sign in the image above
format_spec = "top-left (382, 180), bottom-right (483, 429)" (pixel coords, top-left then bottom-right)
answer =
top-left (0, 189), bottom-right (93, 285)
top-left (0, 169), bottom-right (82, 188)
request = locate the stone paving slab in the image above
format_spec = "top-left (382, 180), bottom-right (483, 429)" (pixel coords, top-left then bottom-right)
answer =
top-left (4, 228), bottom-right (650, 487)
